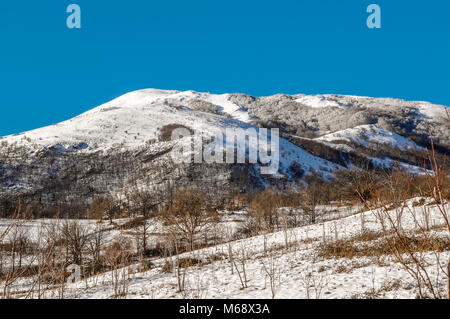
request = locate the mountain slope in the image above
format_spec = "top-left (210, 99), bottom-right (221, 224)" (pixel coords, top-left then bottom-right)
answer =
top-left (0, 89), bottom-right (448, 213)
top-left (0, 89), bottom-right (340, 212)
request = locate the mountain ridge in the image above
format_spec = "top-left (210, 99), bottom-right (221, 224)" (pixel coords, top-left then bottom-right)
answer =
top-left (0, 89), bottom-right (448, 215)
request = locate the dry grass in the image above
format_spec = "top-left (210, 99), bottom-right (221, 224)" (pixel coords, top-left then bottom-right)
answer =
top-left (117, 217), bottom-right (146, 230)
top-left (352, 279), bottom-right (403, 299)
top-left (318, 234), bottom-right (449, 259)
top-left (160, 256), bottom-right (216, 274)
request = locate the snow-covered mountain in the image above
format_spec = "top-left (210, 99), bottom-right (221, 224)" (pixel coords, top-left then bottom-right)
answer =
top-left (0, 89), bottom-right (448, 212)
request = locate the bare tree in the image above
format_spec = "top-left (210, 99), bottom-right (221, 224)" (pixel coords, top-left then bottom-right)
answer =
top-left (355, 142), bottom-right (449, 299)
top-left (61, 220), bottom-right (89, 266)
top-left (104, 237), bottom-right (132, 298)
top-left (300, 173), bottom-right (325, 224)
top-left (224, 226), bottom-right (234, 274)
top-left (247, 189), bottom-right (282, 233)
top-left (301, 271), bottom-right (327, 299)
top-left (87, 224), bottom-right (105, 273)
top-left (126, 185), bottom-right (164, 255)
top-left (261, 253), bottom-right (282, 299)
top-left (233, 242), bottom-right (249, 289)
top-left (160, 187), bottom-right (217, 252)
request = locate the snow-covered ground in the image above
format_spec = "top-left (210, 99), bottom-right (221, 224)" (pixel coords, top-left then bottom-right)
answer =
top-left (203, 93), bottom-right (255, 123)
top-left (2, 198), bottom-right (448, 299)
top-left (315, 125), bottom-right (421, 151)
top-left (415, 101), bottom-right (449, 120)
top-left (295, 95), bottom-right (351, 109)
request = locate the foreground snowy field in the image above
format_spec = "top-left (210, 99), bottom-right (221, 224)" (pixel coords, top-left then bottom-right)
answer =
top-left (2, 197), bottom-right (447, 299)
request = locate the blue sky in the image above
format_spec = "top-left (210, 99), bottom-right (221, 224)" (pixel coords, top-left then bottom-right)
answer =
top-left (0, 0), bottom-right (449, 136)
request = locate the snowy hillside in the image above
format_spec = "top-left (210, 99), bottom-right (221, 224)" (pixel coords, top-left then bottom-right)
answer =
top-left (2, 198), bottom-right (448, 299)
top-left (295, 95), bottom-right (351, 109)
top-left (0, 89), bottom-right (341, 179)
top-left (315, 125), bottom-right (422, 151)
top-left (0, 89), bottom-right (449, 300)
top-left (3, 89), bottom-right (447, 153)
top-left (0, 88), bottom-right (448, 211)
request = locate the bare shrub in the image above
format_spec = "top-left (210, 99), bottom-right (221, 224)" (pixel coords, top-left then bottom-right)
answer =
top-left (355, 139), bottom-right (449, 299)
top-left (104, 237), bottom-right (133, 298)
top-left (86, 224), bottom-right (105, 274)
top-left (300, 267), bottom-right (328, 299)
top-left (261, 253), bottom-right (282, 299)
top-left (249, 189), bottom-right (282, 231)
top-left (61, 220), bottom-right (89, 266)
top-left (233, 243), bottom-right (249, 289)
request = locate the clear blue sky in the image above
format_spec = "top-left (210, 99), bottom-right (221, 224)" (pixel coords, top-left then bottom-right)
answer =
top-left (1, 0), bottom-right (449, 136)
